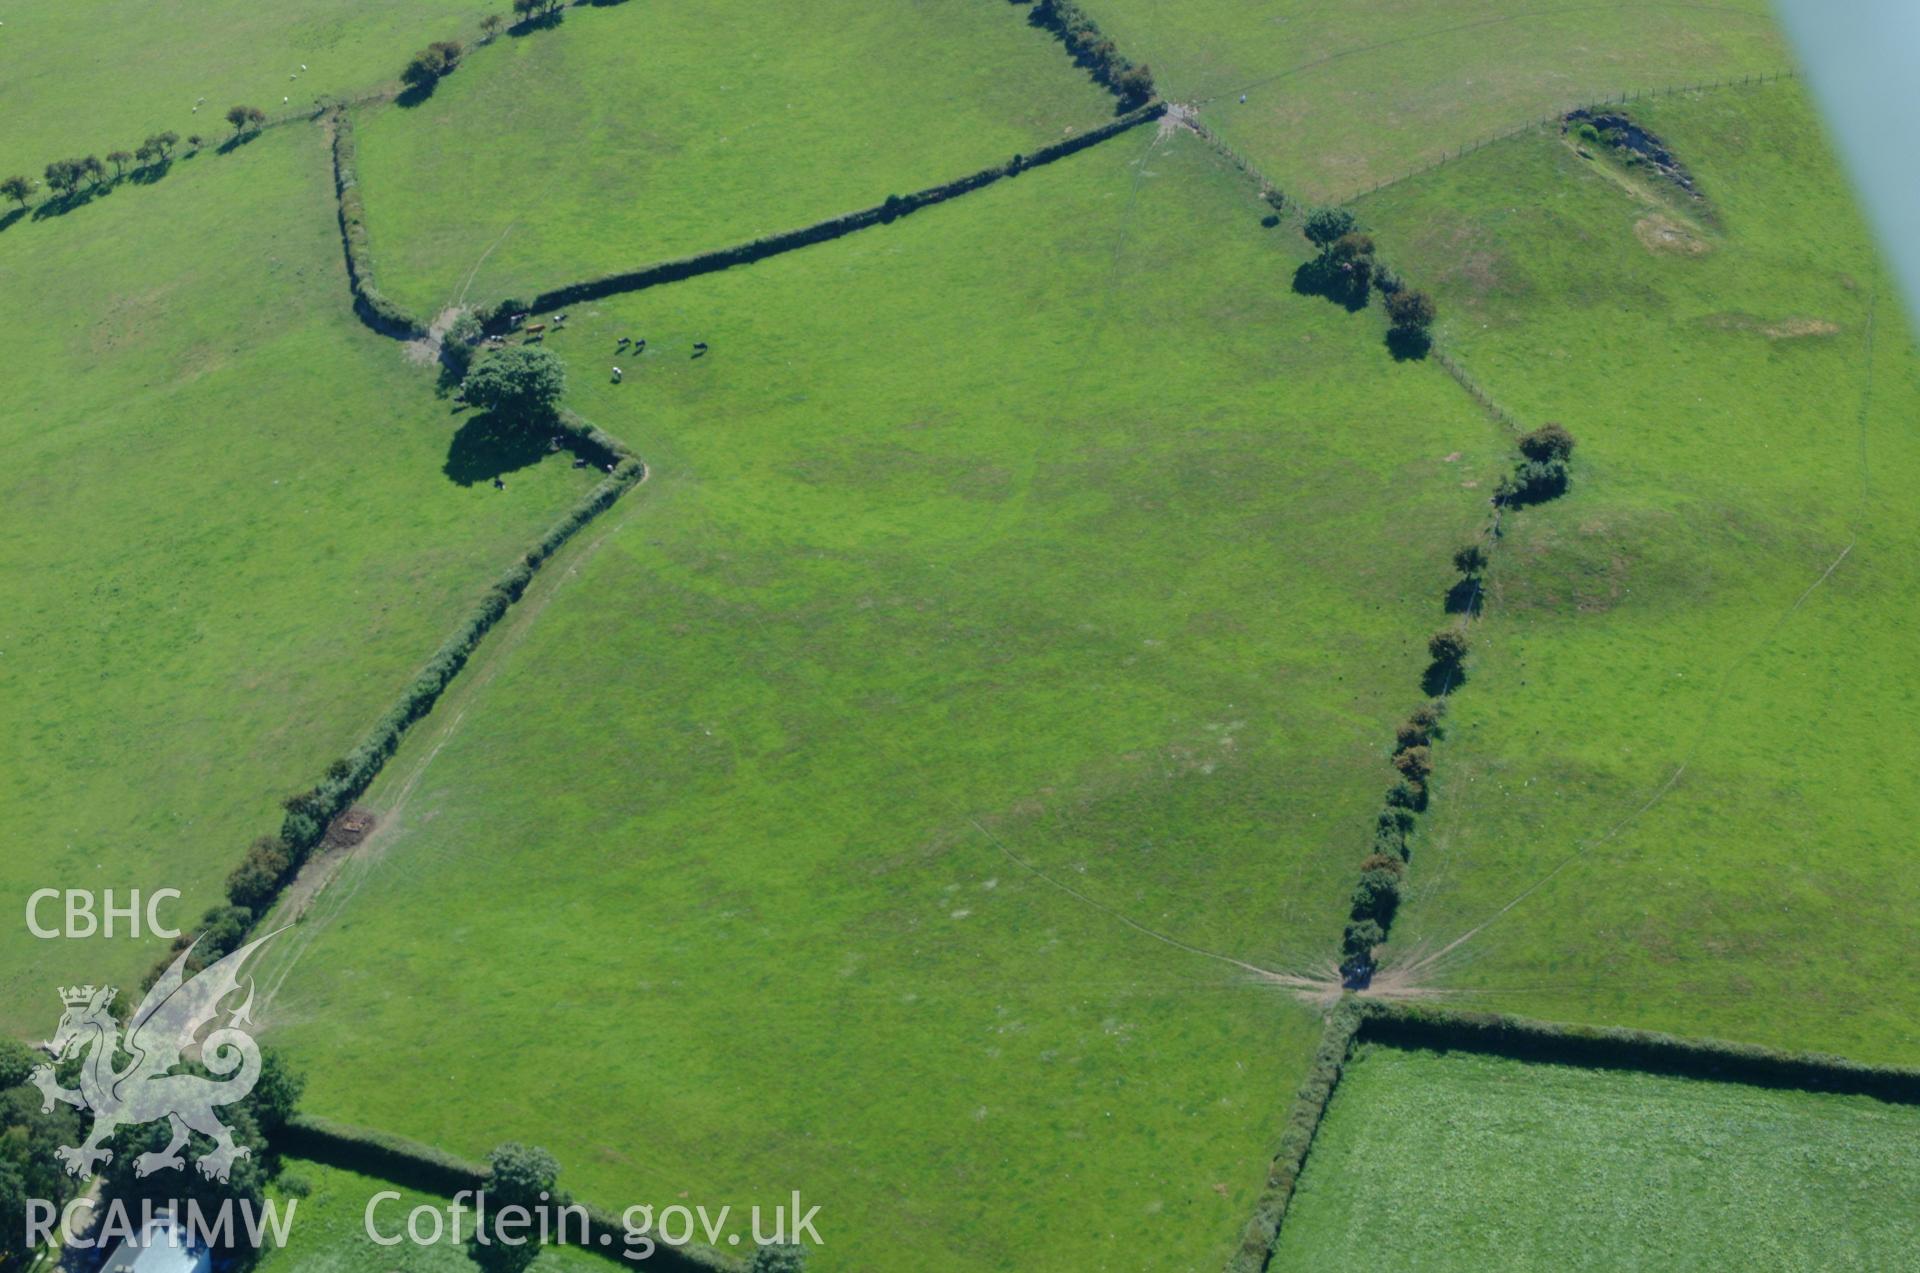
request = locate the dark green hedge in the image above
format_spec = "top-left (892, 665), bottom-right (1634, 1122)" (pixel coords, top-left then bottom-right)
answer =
top-left (1021, 0), bottom-right (1156, 108)
top-left (575, 1202), bottom-right (740, 1271)
top-left (1357, 1002), bottom-right (1920, 1103)
top-left (267, 453), bottom-right (643, 868)
top-left (282, 1113), bottom-right (485, 1194)
top-left (1226, 1000), bottom-right (1363, 1273)
top-left (1227, 1000), bottom-right (1920, 1272)
top-left (329, 108), bottom-right (426, 339)
top-left (484, 103), bottom-right (1163, 325)
top-left (150, 435), bottom-right (643, 986)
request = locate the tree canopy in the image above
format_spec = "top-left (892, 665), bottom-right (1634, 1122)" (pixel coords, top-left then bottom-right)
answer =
top-left (469, 1143), bottom-right (563, 1273)
top-left (1303, 206), bottom-right (1357, 248)
top-left (1385, 288), bottom-right (1437, 331)
top-left (462, 345), bottom-right (568, 420)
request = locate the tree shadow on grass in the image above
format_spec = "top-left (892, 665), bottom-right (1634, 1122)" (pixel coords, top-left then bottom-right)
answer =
top-left (1444, 577), bottom-right (1484, 617)
top-left (508, 10), bottom-right (564, 36)
top-left (1292, 258), bottom-right (1372, 313)
top-left (0, 208), bottom-right (23, 234)
top-left (31, 186), bottom-right (107, 221)
top-left (1421, 660), bottom-right (1468, 698)
top-left (216, 131), bottom-right (262, 156)
top-left (1386, 327), bottom-right (1433, 361)
top-left (128, 159), bottom-right (173, 186)
top-left (395, 82), bottom-right (437, 109)
top-left (445, 411), bottom-right (617, 486)
top-left (444, 411), bottom-right (554, 486)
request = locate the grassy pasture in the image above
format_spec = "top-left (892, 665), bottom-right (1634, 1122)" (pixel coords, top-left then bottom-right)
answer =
top-left (1356, 84), bottom-right (1920, 1063)
top-left (0, 124), bottom-right (595, 1033)
top-left (1273, 1045), bottom-right (1920, 1270)
top-left (1076, 0), bottom-right (1787, 200)
top-left (348, 0), bottom-right (1117, 320)
top-left (256, 130), bottom-right (1508, 1270)
top-left (0, 0), bottom-right (480, 177)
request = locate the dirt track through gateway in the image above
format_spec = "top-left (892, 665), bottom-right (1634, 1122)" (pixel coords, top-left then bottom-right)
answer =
top-left (253, 465), bottom-right (649, 1023)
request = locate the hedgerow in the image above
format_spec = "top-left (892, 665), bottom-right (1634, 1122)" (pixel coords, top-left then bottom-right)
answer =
top-left (1325, 411), bottom-right (1581, 985)
top-left (328, 108), bottom-right (427, 338)
top-left (1017, 0), bottom-right (1155, 109)
top-left (281, 1116), bottom-right (738, 1269)
top-left (147, 426), bottom-right (643, 988)
top-left (281, 1114), bottom-right (486, 1194)
top-left (1357, 1003), bottom-right (1920, 1103)
top-left (1225, 999), bottom-right (1363, 1273)
top-left (1232, 1000), bottom-right (1920, 1270)
top-left (483, 103), bottom-right (1164, 325)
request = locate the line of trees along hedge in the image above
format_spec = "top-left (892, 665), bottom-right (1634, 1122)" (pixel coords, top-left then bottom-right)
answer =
top-left (1018, 0), bottom-right (1155, 108)
top-left (149, 428), bottom-right (643, 988)
top-left (1225, 1001), bottom-right (1363, 1273)
top-left (327, 107), bottom-right (427, 338)
top-left (1331, 421), bottom-right (1579, 981)
top-left (481, 103), bottom-right (1163, 325)
top-left (281, 1116), bottom-right (738, 1270)
top-left (1357, 1003), bottom-right (1920, 1103)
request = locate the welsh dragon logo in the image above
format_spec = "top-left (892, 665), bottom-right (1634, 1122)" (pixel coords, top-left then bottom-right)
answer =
top-left (29, 930), bottom-right (279, 1183)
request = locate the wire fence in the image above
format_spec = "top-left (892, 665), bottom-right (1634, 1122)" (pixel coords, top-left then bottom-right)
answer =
top-left (1347, 67), bottom-right (1797, 202)
top-left (1431, 348), bottom-right (1524, 437)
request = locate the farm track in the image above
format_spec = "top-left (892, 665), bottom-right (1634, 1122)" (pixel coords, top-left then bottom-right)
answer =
top-left (254, 459), bottom-right (651, 1020)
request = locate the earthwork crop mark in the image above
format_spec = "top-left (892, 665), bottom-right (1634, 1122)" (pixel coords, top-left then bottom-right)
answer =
top-left (1407, 285), bottom-right (1880, 986)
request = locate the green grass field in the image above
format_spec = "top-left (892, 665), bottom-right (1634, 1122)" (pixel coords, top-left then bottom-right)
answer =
top-left (0, 0), bottom-right (483, 176)
top-left (347, 0), bottom-right (1116, 320)
top-left (10, 4), bottom-right (1920, 1270)
top-left (1273, 1045), bottom-right (1920, 1270)
top-left (254, 128), bottom-right (1510, 1270)
top-left (1355, 83), bottom-right (1920, 1063)
top-left (0, 123), bottom-right (595, 1034)
top-left (1078, 0), bottom-right (1787, 200)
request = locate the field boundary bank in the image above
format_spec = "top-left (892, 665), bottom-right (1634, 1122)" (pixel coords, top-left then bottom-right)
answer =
top-left (0, 0), bottom-right (612, 221)
top-left (155, 413), bottom-right (644, 984)
top-left (484, 102), bottom-right (1165, 322)
top-left (1016, 0), bottom-right (1155, 110)
top-left (1179, 69), bottom-right (1796, 215)
top-left (1262, 202), bottom-right (1563, 1012)
top-left (1359, 1002), bottom-right (1920, 1102)
top-left (1225, 1002), bottom-right (1362, 1273)
top-left (328, 107), bottom-right (427, 338)
top-left (282, 1114), bottom-right (736, 1270)
top-left (1231, 1000), bottom-right (1920, 1270)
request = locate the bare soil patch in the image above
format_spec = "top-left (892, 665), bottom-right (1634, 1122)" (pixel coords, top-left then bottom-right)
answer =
top-left (1763, 317), bottom-right (1839, 340)
top-left (1634, 214), bottom-right (1709, 256)
top-left (403, 305), bottom-right (462, 366)
top-left (324, 806), bottom-right (377, 849)
top-left (1699, 311), bottom-right (1839, 338)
